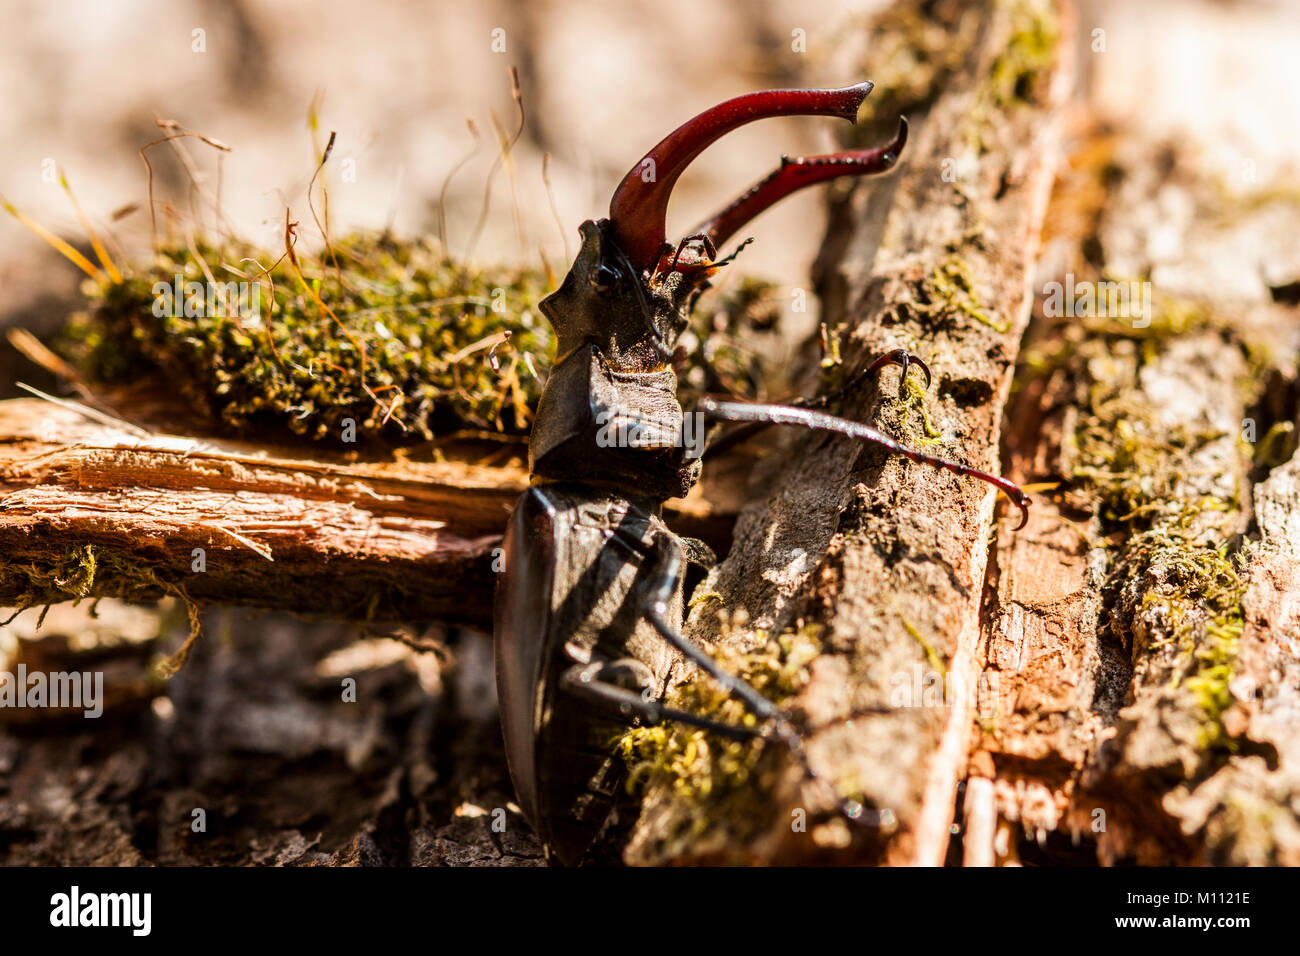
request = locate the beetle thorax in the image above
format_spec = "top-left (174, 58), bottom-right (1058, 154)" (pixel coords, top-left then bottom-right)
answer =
top-left (539, 219), bottom-right (700, 374)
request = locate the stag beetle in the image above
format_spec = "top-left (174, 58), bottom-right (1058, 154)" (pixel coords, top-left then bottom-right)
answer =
top-left (493, 83), bottom-right (1031, 865)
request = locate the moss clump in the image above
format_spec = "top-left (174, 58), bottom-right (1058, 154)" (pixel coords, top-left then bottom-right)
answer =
top-left (60, 233), bottom-right (553, 444)
top-left (1111, 293), bottom-right (1274, 389)
top-left (1, 544), bottom-right (101, 620)
top-left (1019, 289), bottom-right (1272, 407)
top-left (58, 232), bottom-right (783, 446)
top-left (0, 543), bottom-right (175, 613)
top-left (1107, 521), bottom-right (1246, 752)
top-left (1170, 555), bottom-right (1245, 750)
top-left (1072, 398), bottom-right (1228, 527)
top-left (896, 372), bottom-right (943, 446)
top-left (616, 622), bottom-right (824, 856)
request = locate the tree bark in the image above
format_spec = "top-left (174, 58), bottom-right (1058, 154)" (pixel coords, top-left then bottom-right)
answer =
top-left (627, 0), bottom-right (1300, 866)
top-left (979, 127), bottom-right (1300, 865)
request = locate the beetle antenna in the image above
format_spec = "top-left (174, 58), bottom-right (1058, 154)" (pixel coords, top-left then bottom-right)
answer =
top-left (698, 397), bottom-right (1031, 529)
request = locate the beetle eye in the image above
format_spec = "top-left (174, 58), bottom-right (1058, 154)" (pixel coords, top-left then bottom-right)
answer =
top-left (589, 261), bottom-right (620, 293)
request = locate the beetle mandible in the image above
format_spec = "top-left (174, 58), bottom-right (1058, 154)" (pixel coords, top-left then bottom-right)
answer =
top-left (492, 83), bottom-right (1031, 865)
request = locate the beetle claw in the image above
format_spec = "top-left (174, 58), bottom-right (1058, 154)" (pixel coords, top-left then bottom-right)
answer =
top-left (1010, 491), bottom-right (1032, 531)
top-left (866, 347), bottom-right (932, 394)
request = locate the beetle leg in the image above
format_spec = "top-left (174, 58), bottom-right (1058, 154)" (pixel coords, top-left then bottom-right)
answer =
top-left (637, 537), bottom-right (886, 824)
top-left (699, 348), bottom-right (932, 460)
top-left (696, 397), bottom-right (1032, 530)
top-left (859, 347), bottom-right (932, 398)
top-left (560, 663), bottom-right (758, 743)
top-left (642, 541), bottom-right (793, 731)
top-left (607, 529), bottom-right (801, 739)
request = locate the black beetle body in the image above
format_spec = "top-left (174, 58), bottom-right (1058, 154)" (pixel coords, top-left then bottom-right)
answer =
top-left (494, 215), bottom-right (705, 865)
top-left (495, 484), bottom-right (686, 864)
top-left (492, 85), bottom-right (1028, 865)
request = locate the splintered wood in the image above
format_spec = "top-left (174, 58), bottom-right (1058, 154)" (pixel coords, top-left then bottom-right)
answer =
top-left (0, 396), bottom-right (734, 628)
top-left (0, 398), bottom-right (521, 627)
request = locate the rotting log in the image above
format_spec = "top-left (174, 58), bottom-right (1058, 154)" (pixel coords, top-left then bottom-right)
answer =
top-left (626, 0), bottom-right (1074, 865)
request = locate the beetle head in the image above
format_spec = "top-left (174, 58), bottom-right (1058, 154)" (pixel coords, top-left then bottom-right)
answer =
top-left (539, 218), bottom-right (701, 375)
top-left (541, 84), bottom-right (907, 376)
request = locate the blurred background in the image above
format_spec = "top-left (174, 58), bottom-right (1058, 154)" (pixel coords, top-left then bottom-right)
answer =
top-left (0, 0), bottom-right (873, 346)
top-left (3, 0), bottom-right (1297, 363)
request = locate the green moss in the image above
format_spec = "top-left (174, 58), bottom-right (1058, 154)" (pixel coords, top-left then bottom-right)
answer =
top-left (1115, 523), bottom-right (1245, 753)
top-left (897, 371), bottom-right (943, 446)
top-left (986, 0), bottom-right (1061, 109)
top-left (922, 255), bottom-right (1010, 333)
top-left (616, 622), bottom-right (825, 856)
top-left (58, 234), bottom-right (781, 446)
top-left (687, 586), bottom-right (725, 610)
top-left (1018, 289), bottom-right (1272, 406)
top-left (0, 543), bottom-right (202, 677)
top-left (3, 544), bottom-right (160, 611)
top-left (1067, 311), bottom-right (1249, 752)
top-left (60, 233), bottom-right (553, 444)
top-left (1182, 589), bottom-right (1245, 751)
